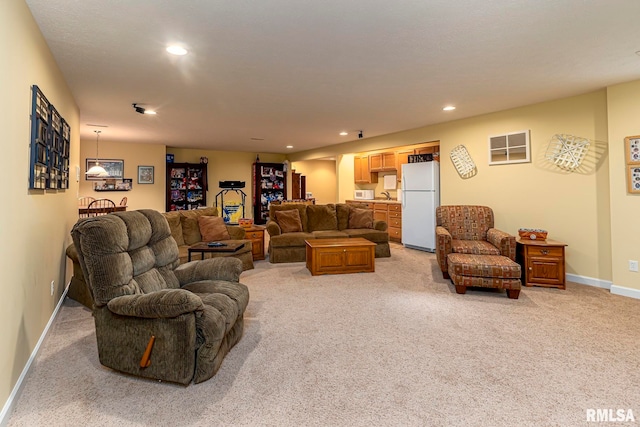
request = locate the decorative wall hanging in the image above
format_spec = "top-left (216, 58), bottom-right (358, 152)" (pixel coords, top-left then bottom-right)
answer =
top-left (29, 85), bottom-right (71, 190)
top-left (138, 165), bottom-right (155, 184)
top-left (624, 135), bottom-right (640, 193)
top-left (544, 134), bottom-right (590, 171)
top-left (450, 145), bottom-right (477, 179)
top-left (488, 130), bottom-right (530, 165)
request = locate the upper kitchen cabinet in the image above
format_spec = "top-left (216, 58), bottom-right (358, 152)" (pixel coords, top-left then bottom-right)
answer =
top-left (369, 152), bottom-right (397, 172)
top-left (415, 145), bottom-right (440, 161)
top-left (396, 145), bottom-right (440, 182)
top-left (395, 149), bottom-right (415, 182)
top-left (354, 155), bottom-right (378, 184)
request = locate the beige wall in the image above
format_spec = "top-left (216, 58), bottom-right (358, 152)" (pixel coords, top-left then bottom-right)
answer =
top-left (606, 81), bottom-right (640, 292)
top-left (167, 148), bottom-right (286, 218)
top-left (79, 140), bottom-right (166, 212)
top-left (290, 160), bottom-right (338, 204)
top-left (1, 0), bottom-right (80, 411)
top-left (291, 91), bottom-right (613, 283)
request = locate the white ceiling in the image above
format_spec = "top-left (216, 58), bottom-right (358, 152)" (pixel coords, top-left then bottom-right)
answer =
top-left (25, 0), bottom-right (640, 154)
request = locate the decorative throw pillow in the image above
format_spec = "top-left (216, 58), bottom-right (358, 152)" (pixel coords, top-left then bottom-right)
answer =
top-left (306, 204), bottom-right (337, 232)
top-left (348, 207), bottom-right (373, 229)
top-left (198, 216), bottom-right (231, 241)
top-left (275, 209), bottom-right (303, 233)
top-left (163, 212), bottom-right (185, 246)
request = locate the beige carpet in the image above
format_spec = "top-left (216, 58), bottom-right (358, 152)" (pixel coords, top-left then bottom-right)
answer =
top-left (7, 244), bottom-right (640, 426)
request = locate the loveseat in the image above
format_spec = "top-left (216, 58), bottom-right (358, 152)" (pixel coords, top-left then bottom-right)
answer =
top-left (67, 207), bottom-right (253, 309)
top-left (266, 203), bottom-right (391, 263)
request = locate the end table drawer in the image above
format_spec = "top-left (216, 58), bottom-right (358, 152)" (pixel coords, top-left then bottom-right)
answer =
top-left (527, 246), bottom-right (563, 257)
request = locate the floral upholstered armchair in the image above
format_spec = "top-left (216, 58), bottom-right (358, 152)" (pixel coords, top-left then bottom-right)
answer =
top-left (71, 209), bottom-right (249, 385)
top-left (435, 205), bottom-right (516, 279)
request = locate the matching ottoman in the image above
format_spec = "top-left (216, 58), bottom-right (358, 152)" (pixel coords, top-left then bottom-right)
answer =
top-left (447, 253), bottom-right (522, 299)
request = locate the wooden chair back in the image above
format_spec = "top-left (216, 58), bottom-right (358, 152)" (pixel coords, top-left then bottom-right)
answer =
top-left (78, 196), bottom-right (96, 218)
top-left (119, 196), bottom-right (128, 206)
top-left (86, 199), bottom-right (117, 217)
top-left (78, 196), bottom-right (95, 206)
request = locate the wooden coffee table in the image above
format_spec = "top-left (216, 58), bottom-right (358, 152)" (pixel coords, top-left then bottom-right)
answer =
top-left (188, 242), bottom-right (244, 262)
top-left (305, 237), bottom-right (376, 276)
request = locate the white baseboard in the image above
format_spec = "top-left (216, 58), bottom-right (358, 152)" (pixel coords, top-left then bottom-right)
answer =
top-left (567, 273), bottom-right (640, 300)
top-left (0, 287), bottom-right (69, 427)
top-left (610, 284), bottom-right (640, 300)
top-left (566, 273), bottom-right (612, 289)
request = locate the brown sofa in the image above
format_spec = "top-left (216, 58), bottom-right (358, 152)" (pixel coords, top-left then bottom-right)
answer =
top-left (266, 203), bottom-right (391, 263)
top-left (67, 207), bottom-right (253, 309)
top-left (162, 207), bottom-right (253, 270)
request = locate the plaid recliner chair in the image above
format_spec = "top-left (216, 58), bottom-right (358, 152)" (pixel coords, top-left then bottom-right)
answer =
top-left (435, 205), bottom-right (516, 279)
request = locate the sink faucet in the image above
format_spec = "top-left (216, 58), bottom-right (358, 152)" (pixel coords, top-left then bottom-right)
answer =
top-left (381, 191), bottom-right (391, 200)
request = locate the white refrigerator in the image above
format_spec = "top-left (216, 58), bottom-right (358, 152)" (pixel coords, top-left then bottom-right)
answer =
top-left (401, 161), bottom-right (440, 252)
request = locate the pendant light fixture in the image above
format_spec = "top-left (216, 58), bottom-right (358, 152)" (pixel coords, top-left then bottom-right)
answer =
top-left (86, 130), bottom-right (109, 176)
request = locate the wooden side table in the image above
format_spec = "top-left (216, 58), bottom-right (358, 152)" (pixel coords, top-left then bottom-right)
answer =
top-left (516, 238), bottom-right (568, 289)
top-left (244, 225), bottom-right (265, 261)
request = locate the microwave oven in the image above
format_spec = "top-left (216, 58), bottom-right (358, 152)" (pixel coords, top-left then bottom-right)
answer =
top-left (354, 189), bottom-right (375, 200)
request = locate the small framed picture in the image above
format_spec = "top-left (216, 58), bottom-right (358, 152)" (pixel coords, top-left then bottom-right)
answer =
top-left (625, 135), bottom-right (640, 164)
top-left (138, 165), bottom-right (154, 184)
top-left (627, 165), bottom-right (640, 194)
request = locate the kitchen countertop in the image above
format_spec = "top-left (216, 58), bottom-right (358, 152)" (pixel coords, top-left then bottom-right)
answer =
top-left (346, 199), bottom-right (401, 204)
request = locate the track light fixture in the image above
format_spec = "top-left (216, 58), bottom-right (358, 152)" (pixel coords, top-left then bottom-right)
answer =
top-left (132, 103), bottom-right (156, 115)
top-left (358, 130), bottom-right (363, 139)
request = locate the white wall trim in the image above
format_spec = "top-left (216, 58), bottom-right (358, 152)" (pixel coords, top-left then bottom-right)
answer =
top-left (0, 288), bottom-right (69, 427)
top-left (566, 273), bottom-right (612, 289)
top-left (610, 284), bottom-right (640, 300)
top-left (567, 273), bottom-right (640, 300)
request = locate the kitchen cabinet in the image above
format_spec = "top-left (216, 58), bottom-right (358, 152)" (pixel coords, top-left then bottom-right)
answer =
top-left (387, 203), bottom-right (402, 242)
top-left (395, 149), bottom-right (415, 183)
top-left (516, 238), bottom-right (567, 289)
top-left (373, 203), bottom-right (388, 222)
top-left (396, 145), bottom-right (440, 182)
top-left (415, 145), bottom-right (440, 161)
top-left (369, 152), bottom-right (397, 172)
top-left (354, 155), bottom-right (378, 184)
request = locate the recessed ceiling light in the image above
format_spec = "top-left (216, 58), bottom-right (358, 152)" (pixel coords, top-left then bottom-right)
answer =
top-left (166, 45), bottom-right (188, 56)
top-left (286, 145), bottom-right (293, 149)
top-left (443, 106), bottom-right (456, 111)
top-left (339, 131), bottom-right (348, 136)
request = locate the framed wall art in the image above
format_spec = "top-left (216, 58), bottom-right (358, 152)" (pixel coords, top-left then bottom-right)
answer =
top-left (138, 165), bottom-right (154, 184)
top-left (626, 165), bottom-right (640, 193)
top-left (624, 136), bottom-right (640, 194)
top-left (86, 159), bottom-right (124, 180)
top-left (29, 85), bottom-right (71, 190)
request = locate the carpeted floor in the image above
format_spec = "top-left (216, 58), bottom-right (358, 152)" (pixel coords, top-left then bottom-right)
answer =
top-left (6, 244), bottom-right (640, 426)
